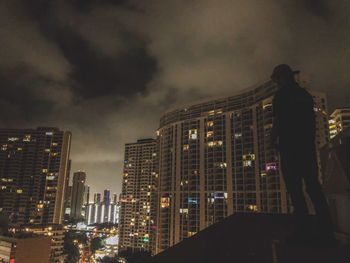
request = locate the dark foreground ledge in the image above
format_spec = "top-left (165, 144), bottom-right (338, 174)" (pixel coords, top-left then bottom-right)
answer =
top-left (149, 213), bottom-right (350, 263)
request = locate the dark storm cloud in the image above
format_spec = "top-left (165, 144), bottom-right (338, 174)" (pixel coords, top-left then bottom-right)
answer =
top-left (1, 0), bottom-right (350, 194)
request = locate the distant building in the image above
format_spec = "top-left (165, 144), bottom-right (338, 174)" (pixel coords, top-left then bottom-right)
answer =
top-left (0, 127), bottom-right (71, 225)
top-left (113, 194), bottom-right (118, 204)
top-left (0, 234), bottom-right (51, 263)
top-left (94, 193), bottom-right (102, 204)
top-left (70, 171), bottom-right (86, 220)
top-left (3, 224), bottom-right (66, 263)
top-left (64, 160), bottom-right (72, 214)
top-left (321, 126), bottom-right (350, 237)
top-left (85, 196), bottom-right (119, 225)
top-left (119, 139), bottom-right (158, 254)
top-left (84, 186), bottom-right (90, 205)
top-left (155, 81), bottom-right (329, 254)
top-left (329, 108), bottom-right (350, 138)
top-left (81, 185), bottom-right (90, 218)
top-left (64, 186), bottom-right (73, 216)
top-left (104, 189), bottom-right (111, 206)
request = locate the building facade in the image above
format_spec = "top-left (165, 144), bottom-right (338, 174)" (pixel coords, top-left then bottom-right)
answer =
top-left (22, 224), bottom-right (66, 263)
top-left (119, 139), bottom-right (158, 253)
top-left (85, 200), bottom-right (119, 225)
top-left (70, 171), bottom-right (86, 220)
top-left (155, 81), bottom-right (329, 253)
top-left (0, 127), bottom-right (71, 225)
top-left (0, 235), bottom-right (51, 263)
top-left (329, 108), bottom-right (350, 139)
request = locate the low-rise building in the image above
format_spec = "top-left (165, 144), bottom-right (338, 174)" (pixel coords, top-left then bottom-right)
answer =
top-left (0, 234), bottom-right (51, 263)
top-left (15, 224), bottom-right (66, 263)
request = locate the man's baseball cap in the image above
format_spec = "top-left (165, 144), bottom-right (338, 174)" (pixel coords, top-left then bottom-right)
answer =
top-left (271, 64), bottom-right (300, 80)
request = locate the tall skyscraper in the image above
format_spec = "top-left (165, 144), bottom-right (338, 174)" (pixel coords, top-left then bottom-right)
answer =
top-left (84, 186), bottom-right (90, 205)
top-left (70, 171), bottom-right (86, 220)
top-left (94, 193), bottom-right (101, 204)
top-left (155, 81), bottom-right (329, 253)
top-left (0, 127), bottom-right (71, 225)
top-left (119, 139), bottom-right (158, 254)
top-left (64, 160), bottom-right (72, 213)
top-left (64, 185), bottom-right (73, 216)
top-left (113, 193), bottom-right (118, 204)
top-left (329, 108), bottom-right (350, 138)
top-left (104, 189), bottom-right (111, 205)
top-left (85, 192), bottom-right (119, 225)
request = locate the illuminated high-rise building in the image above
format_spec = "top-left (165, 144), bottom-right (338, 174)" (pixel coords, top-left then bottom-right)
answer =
top-left (113, 193), bottom-right (118, 204)
top-left (85, 193), bottom-right (119, 225)
top-left (0, 127), bottom-right (71, 225)
top-left (94, 193), bottom-right (101, 204)
top-left (155, 81), bottom-right (329, 253)
top-left (64, 160), bottom-right (72, 213)
top-left (329, 108), bottom-right (350, 139)
top-left (104, 189), bottom-right (111, 206)
top-left (119, 139), bottom-right (158, 254)
top-left (84, 186), bottom-right (90, 205)
top-left (70, 171), bottom-right (86, 220)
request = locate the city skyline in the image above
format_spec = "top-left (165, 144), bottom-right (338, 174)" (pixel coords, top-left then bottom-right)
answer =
top-left (1, 0), bottom-right (350, 195)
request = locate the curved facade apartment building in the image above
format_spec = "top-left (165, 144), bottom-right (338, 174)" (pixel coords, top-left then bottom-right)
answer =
top-left (155, 81), bottom-right (329, 253)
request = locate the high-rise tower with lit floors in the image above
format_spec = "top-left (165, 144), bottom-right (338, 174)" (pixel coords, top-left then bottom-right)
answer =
top-left (329, 108), bottom-right (350, 138)
top-left (119, 139), bottom-right (158, 254)
top-left (70, 171), bottom-right (86, 220)
top-left (0, 127), bottom-right (71, 225)
top-left (155, 81), bottom-right (329, 254)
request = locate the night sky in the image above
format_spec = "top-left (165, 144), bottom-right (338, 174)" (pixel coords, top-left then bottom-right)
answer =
top-left (1, 0), bottom-right (350, 196)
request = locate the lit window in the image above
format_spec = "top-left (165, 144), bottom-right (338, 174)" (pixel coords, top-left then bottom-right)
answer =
top-left (188, 231), bottom-right (197, 237)
top-left (215, 162), bottom-right (227, 168)
top-left (266, 163), bottom-right (277, 172)
top-left (206, 131), bottom-right (214, 138)
top-left (42, 169), bottom-right (48, 173)
top-left (243, 153), bottom-right (255, 161)
top-left (45, 132), bottom-right (53, 136)
top-left (189, 129), bottom-right (197, 140)
top-left (262, 99), bottom-right (272, 109)
top-left (8, 137), bottom-right (19, 142)
top-left (179, 208), bottom-right (189, 214)
top-left (183, 144), bottom-right (189, 151)
top-left (243, 160), bottom-right (252, 167)
top-left (16, 189), bottom-right (23, 194)
top-left (161, 197), bottom-right (170, 208)
top-left (207, 141), bottom-right (223, 147)
top-left (213, 192), bottom-right (226, 199)
top-left (207, 121), bottom-right (214, 127)
top-left (23, 135), bottom-right (31, 142)
top-left (188, 197), bottom-right (198, 204)
top-left (247, 204), bottom-right (258, 212)
top-left (234, 133), bottom-right (242, 139)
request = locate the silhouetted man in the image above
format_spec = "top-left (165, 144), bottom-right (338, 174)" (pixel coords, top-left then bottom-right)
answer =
top-left (271, 64), bottom-right (335, 246)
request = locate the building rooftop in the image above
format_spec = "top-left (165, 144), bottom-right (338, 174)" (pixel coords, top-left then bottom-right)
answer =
top-left (149, 213), bottom-right (350, 263)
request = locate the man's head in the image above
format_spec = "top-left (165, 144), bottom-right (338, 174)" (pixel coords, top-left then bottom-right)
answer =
top-left (271, 64), bottom-right (299, 88)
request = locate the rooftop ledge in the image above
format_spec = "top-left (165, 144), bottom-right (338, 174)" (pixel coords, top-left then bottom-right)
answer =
top-left (149, 213), bottom-right (350, 263)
